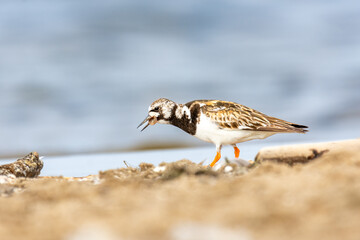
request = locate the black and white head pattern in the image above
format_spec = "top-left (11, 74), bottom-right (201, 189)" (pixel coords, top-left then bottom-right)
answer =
top-left (148, 98), bottom-right (176, 124)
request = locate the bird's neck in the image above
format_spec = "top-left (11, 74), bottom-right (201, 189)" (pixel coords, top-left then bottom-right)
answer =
top-left (169, 103), bottom-right (200, 135)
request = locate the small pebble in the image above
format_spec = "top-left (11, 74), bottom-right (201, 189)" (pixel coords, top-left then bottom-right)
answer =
top-left (154, 166), bottom-right (166, 173)
top-left (224, 166), bottom-right (233, 173)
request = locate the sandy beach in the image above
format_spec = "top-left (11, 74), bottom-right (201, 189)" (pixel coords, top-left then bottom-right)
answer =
top-left (0, 139), bottom-right (359, 240)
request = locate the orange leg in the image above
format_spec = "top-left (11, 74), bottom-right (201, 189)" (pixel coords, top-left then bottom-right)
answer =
top-left (210, 151), bottom-right (221, 167)
top-left (233, 146), bottom-right (240, 158)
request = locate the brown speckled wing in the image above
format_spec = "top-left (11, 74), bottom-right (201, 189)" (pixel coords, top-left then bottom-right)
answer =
top-left (199, 100), bottom-right (308, 133)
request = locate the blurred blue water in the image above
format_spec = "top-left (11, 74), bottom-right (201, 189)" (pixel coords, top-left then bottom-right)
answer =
top-left (0, 0), bottom-right (359, 156)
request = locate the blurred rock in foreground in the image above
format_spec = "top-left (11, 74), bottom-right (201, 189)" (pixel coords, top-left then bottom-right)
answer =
top-left (0, 152), bottom-right (43, 178)
top-left (256, 138), bottom-right (360, 165)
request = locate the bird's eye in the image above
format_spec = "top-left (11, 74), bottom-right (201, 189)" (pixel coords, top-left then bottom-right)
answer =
top-left (151, 106), bottom-right (160, 112)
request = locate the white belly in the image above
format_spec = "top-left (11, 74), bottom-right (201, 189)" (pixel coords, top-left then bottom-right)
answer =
top-left (194, 114), bottom-right (275, 146)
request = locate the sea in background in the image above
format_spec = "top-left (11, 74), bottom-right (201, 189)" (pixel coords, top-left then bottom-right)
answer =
top-left (0, 0), bottom-right (360, 158)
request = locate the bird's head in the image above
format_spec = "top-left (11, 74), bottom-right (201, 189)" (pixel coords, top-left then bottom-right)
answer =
top-left (137, 98), bottom-right (176, 131)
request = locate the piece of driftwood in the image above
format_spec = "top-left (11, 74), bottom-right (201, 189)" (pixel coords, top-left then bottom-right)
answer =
top-left (0, 152), bottom-right (43, 178)
top-left (255, 139), bottom-right (360, 166)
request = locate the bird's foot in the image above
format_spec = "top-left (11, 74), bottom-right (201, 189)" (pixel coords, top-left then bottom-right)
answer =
top-left (234, 146), bottom-right (240, 158)
top-left (210, 152), bottom-right (221, 167)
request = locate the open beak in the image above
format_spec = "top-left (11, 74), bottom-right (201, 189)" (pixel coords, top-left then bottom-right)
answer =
top-left (137, 116), bottom-right (156, 131)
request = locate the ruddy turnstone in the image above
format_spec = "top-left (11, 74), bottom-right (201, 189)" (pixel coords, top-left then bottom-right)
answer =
top-left (138, 98), bottom-right (308, 167)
